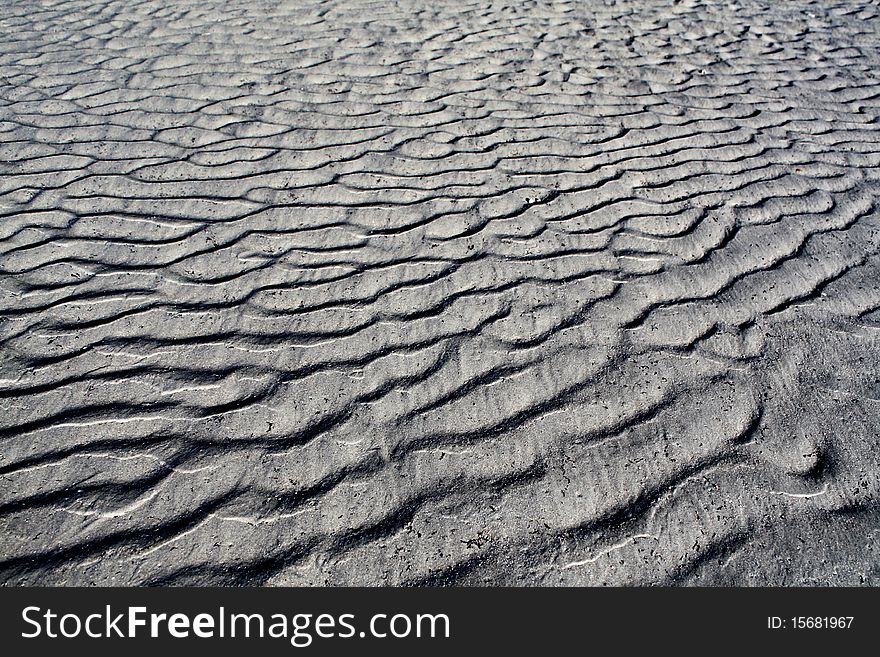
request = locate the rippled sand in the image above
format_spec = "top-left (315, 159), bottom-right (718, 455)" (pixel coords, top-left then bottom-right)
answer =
top-left (1, 0), bottom-right (879, 585)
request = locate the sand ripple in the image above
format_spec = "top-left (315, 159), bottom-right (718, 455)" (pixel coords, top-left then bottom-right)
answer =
top-left (2, 0), bottom-right (879, 585)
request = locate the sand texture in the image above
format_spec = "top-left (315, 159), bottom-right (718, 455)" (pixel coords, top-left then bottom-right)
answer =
top-left (1, 0), bottom-right (879, 586)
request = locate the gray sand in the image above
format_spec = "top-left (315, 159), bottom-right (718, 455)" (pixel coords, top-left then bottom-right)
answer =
top-left (1, 0), bottom-right (879, 585)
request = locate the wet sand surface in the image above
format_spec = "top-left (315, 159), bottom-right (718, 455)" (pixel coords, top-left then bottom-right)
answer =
top-left (1, 0), bottom-right (879, 585)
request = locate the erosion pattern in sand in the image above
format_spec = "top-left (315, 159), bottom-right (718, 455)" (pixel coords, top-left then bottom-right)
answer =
top-left (2, 0), bottom-right (879, 586)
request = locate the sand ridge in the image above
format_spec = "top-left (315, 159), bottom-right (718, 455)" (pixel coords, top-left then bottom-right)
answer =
top-left (1, 0), bottom-right (879, 585)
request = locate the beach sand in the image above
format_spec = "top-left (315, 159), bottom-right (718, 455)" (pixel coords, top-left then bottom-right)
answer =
top-left (1, 0), bottom-right (879, 585)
